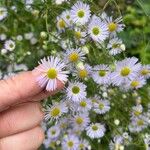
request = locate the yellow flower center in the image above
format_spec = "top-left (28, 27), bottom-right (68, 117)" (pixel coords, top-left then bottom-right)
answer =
top-left (120, 67), bottom-right (131, 76)
top-left (130, 81), bottom-right (140, 87)
top-left (58, 19), bottom-right (66, 28)
top-left (67, 141), bottom-right (74, 147)
top-left (141, 69), bottom-right (150, 75)
top-left (47, 68), bottom-right (57, 79)
top-left (134, 111), bottom-right (141, 116)
top-left (99, 103), bottom-right (104, 109)
top-left (137, 120), bottom-right (144, 126)
top-left (80, 101), bottom-right (87, 107)
top-left (0, 10), bottom-right (4, 15)
top-left (76, 117), bottom-right (83, 125)
top-left (92, 125), bottom-right (98, 131)
top-left (92, 27), bottom-right (100, 35)
top-left (79, 69), bottom-right (88, 78)
top-left (77, 10), bottom-right (85, 18)
top-left (79, 144), bottom-right (84, 149)
top-left (112, 43), bottom-right (120, 48)
top-left (69, 52), bottom-right (79, 62)
top-left (51, 130), bottom-right (56, 135)
top-left (75, 31), bottom-right (82, 39)
top-left (50, 107), bottom-right (60, 117)
top-left (72, 86), bottom-right (80, 94)
top-left (92, 99), bottom-right (97, 103)
top-left (9, 43), bottom-right (14, 48)
top-left (66, 15), bottom-right (70, 19)
top-left (99, 70), bottom-right (106, 77)
top-left (108, 22), bottom-right (117, 32)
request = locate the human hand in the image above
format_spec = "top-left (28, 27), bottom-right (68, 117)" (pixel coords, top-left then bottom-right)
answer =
top-left (0, 70), bottom-right (64, 150)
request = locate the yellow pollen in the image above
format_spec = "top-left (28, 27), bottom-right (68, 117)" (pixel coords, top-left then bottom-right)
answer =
top-left (131, 81), bottom-right (140, 87)
top-left (92, 27), bottom-right (100, 35)
top-left (137, 120), bottom-right (144, 126)
top-left (120, 67), bottom-right (131, 76)
top-left (58, 19), bottom-right (66, 28)
top-left (75, 31), bottom-right (82, 39)
top-left (69, 52), bottom-right (79, 62)
top-left (72, 86), bottom-right (80, 94)
top-left (92, 125), bottom-right (98, 131)
top-left (79, 69), bottom-right (88, 78)
top-left (134, 111), bottom-right (141, 116)
top-left (99, 70), bottom-right (106, 77)
top-left (108, 22), bottom-right (117, 32)
top-left (51, 130), bottom-right (56, 135)
top-left (47, 68), bottom-right (57, 79)
top-left (99, 103), bottom-right (104, 109)
top-left (80, 101), bottom-right (87, 107)
top-left (79, 144), bottom-right (84, 149)
top-left (66, 15), bottom-right (70, 19)
top-left (141, 69), bottom-right (150, 75)
top-left (76, 117), bottom-right (83, 124)
top-left (77, 10), bottom-right (85, 18)
top-left (67, 141), bottom-right (74, 147)
top-left (50, 107), bottom-right (60, 117)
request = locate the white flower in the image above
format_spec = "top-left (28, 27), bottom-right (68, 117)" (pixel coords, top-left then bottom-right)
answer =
top-left (57, 15), bottom-right (67, 32)
top-left (140, 65), bottom-right (150, 79)
top-left (111, 57), bottom-right (141, 86)
top-left (79, 139), bottom-right (90, 150)
top-left (92, 64), bottom-right (111, 85)
top-left (61, 10), bottom-right (73, 27)
top-left (62, 134), bottom-right (79, 150)
top-left (36, 56), bottom-right (68, 91)
top-left (1, 48), bottom-right (8, 55)
top-left (30, 37), bottom-right (37, 45)
top-left (4, 40), bottom-right (16, 51)
top-left (16, 35), bottom-right (23, 41)
top-left (66, 81), bottom-right (87, 102)
top-left (47, 125), bottom-right (60, 140)
top-left (71, 113), bottom-right (90, 130)
top-left (24, 32), bottom-right (34, 40)
top-left (45, 102), bottom-right (68, 121)
top-left (107, 37), bottom-right (124, 55)
top-left (88, 15), bottom-right (109, 42)
top-left (55, 0), bottom-right (66, 4)
top-left (76, 98), bottom-right (92, 112)
top-left (129, 115), bottom-right (148, 133)
top-left (93, 99), bottom-right (110, 114)
top-left (127, 76), bottom-right (146, 89)
top-left (105, 16), bottom-right (125, 33)
top-left (0, 7), bottom-right (7, 21)
top-left (86, 123), bottom-right (106, 139)
top-left (64, 48), bottom-right (86, 64)
top-left (71, 1), bottom-right (91, 25)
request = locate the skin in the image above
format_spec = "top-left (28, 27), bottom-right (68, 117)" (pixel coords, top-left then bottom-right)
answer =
top-left (0, 68), bottom-right (64, 150)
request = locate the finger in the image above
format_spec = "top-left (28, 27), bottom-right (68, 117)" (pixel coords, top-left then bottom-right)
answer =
top-left (0, 102), bottom-right (44, 138)
top-left (0, 69), bottom-right (64, 111)
top-left (0, 126), bottom-right (45, 150)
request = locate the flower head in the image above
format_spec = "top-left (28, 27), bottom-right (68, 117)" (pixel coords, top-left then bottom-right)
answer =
top-left (0, 7), bottom-right (7, 21)
top-left (36, 56), bottom-right (68, 91)
top-left (4, 40), bottom-right (15, 51)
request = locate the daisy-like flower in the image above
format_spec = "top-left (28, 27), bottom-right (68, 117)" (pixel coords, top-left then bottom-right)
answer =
top-left (64, 48), bottom-right (86, 64)
top-left (140, 65), bottom-right (150, 79)
top-left (129, 115), bottom-right (148, 133)
top-left (61, 10), bottom-right (73, 27)
top-left (62, 134), bottom-right (79, 150)
top-left (76, 98), bottom-right (92, 112)
top-left (79, 139), bottom-right (90, 150)
top-left (88, 15), bottom-right (109, 42)
top-left (66, 81), bottom-right (87, 102)
top-left (86, 123), bottom-right (106, 139)
top-left (56, 16), bottom-right (67, 32)
top-left (107, 37), bottom-right (124, 55)
top-left (70, 1), bottom-right (91, 25)
top-left (92, 64), bottom-right (111, 85)
top-left (93, 99), bottom-right (110, 114)
top-left (127, 76), bottom-right (146, 89)
top-left (74, 64), bottom-right (92, 79)
top-left (111, 57), bottom-right (141, 86)
top-left (47, 125), bottom-right (60, 140)
top-left (71, 113), bottom-right (90, 130)
top-left (131, 105), bottom-right (143, 117)
top-left (74, 28), bottom-right (87, 44)
top-left (105, 16), bottom-right (125, 33)
top-left (0, 7), bottom-right (7, 21)
top-left (36, 56), bottom-right (68, 91)
top-left (4, 40), bottom-right (16, 51)
top-left (45, 102), bottom-right (68, 121)
top-left (90, 95), bottom-right (101, 107)
top-left (58, 117), bottom-right (69, 129)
